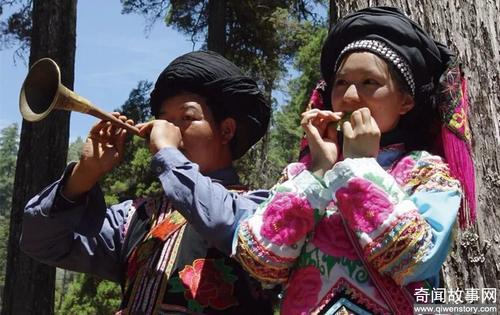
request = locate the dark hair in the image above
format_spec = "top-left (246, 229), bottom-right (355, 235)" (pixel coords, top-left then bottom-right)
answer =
top-left (385, 61), bottom-right (441, 152)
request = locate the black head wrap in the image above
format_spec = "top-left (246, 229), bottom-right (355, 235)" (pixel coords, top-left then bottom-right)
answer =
top-left (321, 6), bottom-right (456, 150)
top-left (319, 7), bottom-right (477, 229)
top-left (150, 50), bottom-right (270, 159)
top-left (321, 6), bottom-right (455, 107)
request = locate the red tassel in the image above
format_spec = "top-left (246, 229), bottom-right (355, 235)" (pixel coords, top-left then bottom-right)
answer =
top-left (440, 77), bottom-right (476, 229)
top-left (441, 125), bottom-right (476, 228)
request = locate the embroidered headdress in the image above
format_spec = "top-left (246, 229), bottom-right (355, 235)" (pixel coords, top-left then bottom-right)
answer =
top-left (301, 7), bottom-right (476, 228)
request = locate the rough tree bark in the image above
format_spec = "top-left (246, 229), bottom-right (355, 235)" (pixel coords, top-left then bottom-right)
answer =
top-left (2, 0), bottom-right (77, 314)
top-left (207, 0), bottom-right (226, 54)
top-left (330, 0), bottom-right (500, 299)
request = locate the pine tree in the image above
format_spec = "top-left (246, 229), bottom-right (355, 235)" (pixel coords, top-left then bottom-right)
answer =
top-left (2, 0), bottom-right (77, 313)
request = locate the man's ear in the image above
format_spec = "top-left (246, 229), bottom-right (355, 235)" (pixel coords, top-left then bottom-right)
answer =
top-left (399, 94), bottom-right (415, 115)
top-left (220, 117), bottom-right (236, 144)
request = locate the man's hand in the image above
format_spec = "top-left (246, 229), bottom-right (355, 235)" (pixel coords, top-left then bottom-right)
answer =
top-left (63, 112), bottom-right (134, 200)
top-left (136, 120), bottom-right (183, 155)
top-left (301, 109), bottom-right (343, 177)
top-left (342, 107), bottom-right (381, 159)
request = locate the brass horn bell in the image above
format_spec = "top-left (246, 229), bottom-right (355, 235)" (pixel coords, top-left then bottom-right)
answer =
top-left (19, 58), bottom-right (142, 136)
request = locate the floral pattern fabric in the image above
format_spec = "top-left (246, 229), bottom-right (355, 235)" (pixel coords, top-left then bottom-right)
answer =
top-left (336, 178), bottom-right (394, 234)
top-left (311, 212), bottom-right (357, 260)
top-left (281, 266), bottom-right (322, 315)
top-left (178, 258), bottom-right (238, 310)
top-left (261, 192), bottom-right (314, 245)
top-left (235, 149), bottom-right (462, 314)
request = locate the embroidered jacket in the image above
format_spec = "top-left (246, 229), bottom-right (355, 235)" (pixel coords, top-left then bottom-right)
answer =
top-left (235, 146), bottom-right (462, 314)
top-left (21, 147), bottom-right (274, 314)
top-left (118, 194), bottom-right (274, 314)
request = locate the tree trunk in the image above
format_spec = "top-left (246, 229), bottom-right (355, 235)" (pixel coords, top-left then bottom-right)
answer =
top-left (207, 0), bottom-right (226, 54)
top-left (330, 0), bottom-right (500, 298)
top-left (2, 0), bottom-right (77, 314)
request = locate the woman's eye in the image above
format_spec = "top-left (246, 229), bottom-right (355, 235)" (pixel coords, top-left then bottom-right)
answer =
top-left (334, 79), bottom-right (347, 86)
top-left (183, 115), bottom-right (195, 121)
top-left (364, 79), bottom-right (380, 85)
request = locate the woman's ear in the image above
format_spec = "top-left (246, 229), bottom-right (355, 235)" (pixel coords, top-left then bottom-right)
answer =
top-left (220, 117), bottom-right (237, 144)
top-left (399, 94), bottom-right (415, 115)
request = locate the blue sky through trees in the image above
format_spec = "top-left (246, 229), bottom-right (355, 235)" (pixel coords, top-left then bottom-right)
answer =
top-left (0, 0), bottom-right (193, 140)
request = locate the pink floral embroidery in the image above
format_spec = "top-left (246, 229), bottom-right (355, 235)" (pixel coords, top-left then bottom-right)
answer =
top-left (312, 213), bottom-right (357, 260)
top-left (281, 266), bottom-right (322, 315)
top-left (336, 178), bottom-right (393, 233)
top-left (390, 155), bottom-right (416, 185)
top-left (286, 162), bottom-right (307, 178)
top-left (261, 192), bottom-right (314, 245)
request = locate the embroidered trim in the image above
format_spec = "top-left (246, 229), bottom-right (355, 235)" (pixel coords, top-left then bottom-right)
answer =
top-left (152, 223), bottom-right (187, 314)
top-left (312, 277), bottom-right (390, 315)
top-left (335, 39), bottom-right (415, 95)
top-left (368, 215), bottom-right (432, 285)
top-left (150, 211), bottom-right (186, 241)
top-left (363, 211), bottom-right (416, 258)
top-left (236, 227), bottom-right (290, 284)
top-left (240, 221), bottom-right (296, 266)
top-left (123, 195), bottom-right (188, 315)
top-left (344, 215), bottom-right (414, 314)
top-left (126, 225), bottom-right (186, 314)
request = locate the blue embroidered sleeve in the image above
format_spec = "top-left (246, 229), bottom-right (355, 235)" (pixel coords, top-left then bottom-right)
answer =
top-left (233, 163), bottom-right (331, 286)
top-left (20, 163), bottom-right (130, 282)
top-left (324, 151), bottom-right (461, 285)
top-left (404, 190), bottom-right (460, 283)
top-left (150, 147), bottom-right (270, 256)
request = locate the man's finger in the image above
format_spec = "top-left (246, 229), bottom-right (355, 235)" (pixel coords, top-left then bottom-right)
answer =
top-left (115, 129), bottom-right (127, 156)
top-left (137, 121), bottom-right (154, 137)
top-left (88, 120), bottom-right (108, 137)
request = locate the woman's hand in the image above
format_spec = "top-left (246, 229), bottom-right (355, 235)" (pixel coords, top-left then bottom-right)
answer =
top-left (342, 107), bottom-right (381, 159)
top-left (301, 109), bottom-right (343, 177)
top-left (136, 120), bottom-right (183, 155)
top-left (63, 112), bottom-right (134, 200)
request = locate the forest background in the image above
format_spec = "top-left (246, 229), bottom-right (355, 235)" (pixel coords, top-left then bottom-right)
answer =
top-left (0, 0), bottom-right (498, 314)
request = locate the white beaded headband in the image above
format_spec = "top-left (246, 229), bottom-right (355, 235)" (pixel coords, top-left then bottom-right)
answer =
top-left (334, 39), bottom-right (416, 96)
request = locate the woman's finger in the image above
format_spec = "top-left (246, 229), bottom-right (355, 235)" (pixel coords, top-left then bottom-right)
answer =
top-left (326, 121), bottom-right (339, 143)
top-left (370, 116), bottom-right (381, 136)
top-left (342, 121), bottom-right (355, 139)
top-left (316, 111), bottom-right (343, 121)
top-left (301, 108), bottom-right (320, 116)
top-left (359, 107), bottom-right (372, 126)
top-left (300, 111), bottom-right (319, 123)
top-left (351, 110), bottom-right (363, 130)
